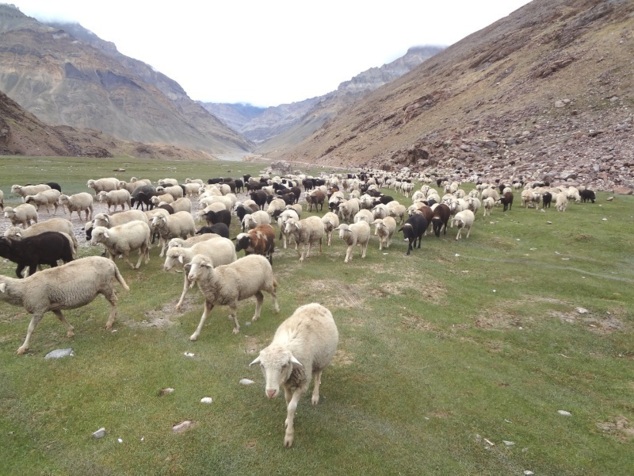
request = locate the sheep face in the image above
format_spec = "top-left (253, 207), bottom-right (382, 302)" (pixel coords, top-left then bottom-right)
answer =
top-left (250, 347), bottom-right (302, 399)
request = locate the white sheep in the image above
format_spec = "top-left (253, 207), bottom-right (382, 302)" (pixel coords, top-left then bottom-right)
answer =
top-left (482, 197), bottom-right (495, 217)
top-left (250, 302), bottom-right (339, 448)
top-left (151, 194), bottom-right (174, 206)
top-left (372, 216), bottom-right (397, 250)
top-left (0, 256), bottom-right (129, 355)
top-left (555, 192), bottom-right (568, 212)
top-left (266, 198), bottom-right (287, 217)
top-left (91, 221), bottom-right (152, 269)
top-left (337, 198), bottom-right (360, 223)
top-left (277, 208), bottom-right (300, 249)
top-left (336, 221), bottom-right (371, 263)
top-left (87, 177), bottom-right (119, 193)
top-left (451, 209), bottom-right (475, 240)
top-left (118, 178), bottom-right (152, 194)
top-left (353, 209), bottom-right (374, 224)
top-left (96, 189), bottom-right (131, 212)
top-left (186, 254), bottom-right (280, 339)
top-left (11, 183), bottom-right (51, 201)
top-left (182, 182), bottom-right (201, 198)
top-left (158, 178), bottom-right (179, 187)
top-left (168, 197), bottom-right (192, 214)
top-left (284, 216), bottom-right (324, 262)
top-left (163, 237), bottom-right (237, 311)
top-left (92, 210), bottom-right (149, 229)
top-left (151, 211), bottom-right (196, 257)
top-left (59, 192), bottom-right (94, 221)
top-left (241, 210), bottom-right (271, 231)
top-left (25, 189), bottom-right (61, 214)
top-left (4, 204), bottom-right (38, 228)
top-left (321, 211), bottom-right (340, 247)
top-left (156, 184), bottom-right (184, 199)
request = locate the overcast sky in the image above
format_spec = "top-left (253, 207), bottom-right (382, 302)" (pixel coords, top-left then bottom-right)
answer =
top-left (10, 0), bottom-right (532, 107)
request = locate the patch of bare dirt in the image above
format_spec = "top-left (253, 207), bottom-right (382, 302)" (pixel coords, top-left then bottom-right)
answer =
top-left (596, 416), bottom-right (634, 441)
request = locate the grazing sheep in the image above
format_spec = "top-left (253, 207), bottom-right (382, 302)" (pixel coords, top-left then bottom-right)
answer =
top-left (186, 254), bottom-right (280, 339)
top-left (336, 221), bottom-right (371, 263)
top-left (87, 177), bottom-right (119, 194)
top-left (241, 210), bottom-right (271, 232)
top-left (555, 192), bottom-right (568, 212)
top-left (542, 191), bottom-right (553, 208)
top-left (235, 224), bottom-right (276, 264)
top-left (451, 209), bottom-right (475, 240)
top-left (372, 216), bottom-right (397, 250)
top-left (155, 184), bottom-right (184, 199)
top-left (25, 189), bottom-right (62, 214)
top-left (151, 193), bottom-right (174, 207)
top-left (167, 197), bottom-right (192, 214)
top-left (92, 210), bottom-right (149, 229)
top-left (337, 198), bottom-right (360, 223)
top-left (11, 184), bottom-right (51, 201)
top-left (201, 209), bottom-right (232, 228)
top-left (96, 189), bottom-right (131, 212)
top-left (431, 203), bottom-right (451, 237)
top-left (4, 204), bottom-right (38, 228)
top-left (580, 189), bottom-right (596, 203)
top-left (386, 201), bottom-right (407, 224)
top-left (130, 184), bottom-right (158, 210)
top-left (250, 303), bottom-right (338, 448)
top-left (59, 192), bottom-right (94, 221)
top-left (284, 216), bottom-right (324, 262)
top-left (499, 191), bottom-right (514, 212)
top-left (0, 232), bottom-right (74, 278)
top-left (306, 189), bottom-right (326, 212)
top-left (266, 198), bottom-right (287, 218)
top-left (0, 256), bottom-right (129, 355)
top-left (321, 211), bottom-right (340, 247)
top-left (399, 214), bottom-right (428, 255)
top-left (4, 219), bottom-right (78, 258)
top-left (151, 211), bottom-right (197, 257)
top-left (91, 221), bottom-right (152, 269)
top-left (163, 237), bottom-right (237, 311)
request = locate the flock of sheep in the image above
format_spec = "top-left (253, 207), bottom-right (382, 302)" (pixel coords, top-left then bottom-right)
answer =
top-left (0, 170), bottom-right (596, 446)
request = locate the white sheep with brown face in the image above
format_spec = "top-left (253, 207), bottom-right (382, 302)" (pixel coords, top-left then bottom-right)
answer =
top-left (0, 256), bottom-right (129, 355)
top-left (250, 303), bottom-right (339, 448)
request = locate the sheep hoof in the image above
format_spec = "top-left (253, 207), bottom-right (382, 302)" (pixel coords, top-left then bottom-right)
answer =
top-left (232, 328), bottom-right (240, 335)
top-left (16, 346), bottom-right (27, 355)
top-left (189, 334), bottom-right (198, 341)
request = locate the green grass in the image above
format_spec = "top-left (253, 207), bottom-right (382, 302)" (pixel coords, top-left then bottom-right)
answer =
top-left (1, 156), bottom-right (633, 475)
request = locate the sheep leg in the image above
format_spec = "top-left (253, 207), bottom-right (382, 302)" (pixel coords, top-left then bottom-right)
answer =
top-left (53, 309), bottom-right (75, 338)
top-left (311, 369), bottom-right (323, 405)
top-left (345, 245), bottom-right (352, 263)
top-left (17, 312), bottom-right (44, 355)
top-left (190, 300), bottom-right (214, 341)
top-left (101, 288), bottom-right (119, 330)
top-left (466, 227), bottom-right (471, 239)
top-left (361, 241), bottom-right (368, 258)
top-left (175, 274), bottom-right (189, 311)
top-left (228, 303), bottom-right (241, 334)
top-left (251, 291), bottom-right (264, 322)
top-left (284, 389), bottom-right (303, 448)
top-left (134, 249), bottom-right (144, 269)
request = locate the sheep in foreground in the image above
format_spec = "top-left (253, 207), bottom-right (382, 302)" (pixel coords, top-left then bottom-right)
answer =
top-left (235, 224), bottom-right (276, 264)
top-left (59, 192), bottom-right (94, 221)
top-left (372, 216), bottom-right (397, 250)
top-left (163, 237), bottom-right (237, 311)
top-left (336, 221), bottom-right (371, 263)
top-left (250, 302), bottom-right (339, 448)
top-left (451, 209), bottom-right (475, 240)
top-left (186, 254), bottom-right (280, 339)
top-left (91, 221), bottom-right (151, 269)
top-left (4, 204), bottom-right (38, 228)
top-left (399, 214), bottom-right (428, 255)
top-left (4, 217), bottom-right (78, 252)
top-left (277, 209), bottom-right (300, 249)
top-left (0, 256), bottom-right (129, 355)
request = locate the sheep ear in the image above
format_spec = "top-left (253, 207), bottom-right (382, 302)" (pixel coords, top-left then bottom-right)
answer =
top-left (178, 255), bottom-right (184, 264)
top-left (290, 355), bottom-right (303, 368)
top-left (0, 283), bottom-right (6, 293)
top-left (249, 356), bottom-right (261, 366)
top-left (104, 231), bottom-right (110, 239)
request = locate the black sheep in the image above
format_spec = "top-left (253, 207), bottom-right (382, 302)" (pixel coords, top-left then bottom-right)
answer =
top-left (431, 203), bottom-right (451, 237)
top-left (542, 192), bottom-right (553, 208)
top-left (0, 232), bottom-right (74, 278)
top-left (398, 214), bottom-right (428, 255)
top-left (250, 190), bottom-right (269, 209)
top-left (580, 189), bottom-right (596, 203)
top-left (202, 209), bottom-right (231, 227)
top-left (196, 223), bottom-right (230, 239)
top-left (500, 191), bottom-right (514, 212)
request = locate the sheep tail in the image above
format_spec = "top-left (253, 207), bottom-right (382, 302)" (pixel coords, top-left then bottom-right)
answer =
top-left (114, 265), bottom-right (130, 291)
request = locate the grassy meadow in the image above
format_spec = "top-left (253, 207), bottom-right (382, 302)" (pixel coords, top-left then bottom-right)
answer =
top-left (0, 156), bottom-right (633, 475)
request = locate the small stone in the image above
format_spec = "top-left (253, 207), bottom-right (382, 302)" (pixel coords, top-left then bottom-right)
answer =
top-left (200, 397), bottom-right (213, 404)
top-left (158, 387), bottom-right (175, 396)
top-left (44, 348), bottom-right (74, 360)
top-left (239, 378), bottom-right (255, 385)
top-left (172, 420), bottom-right (194, 433)
top-left (524, 471), bottom-right (535, 476)
top-left (546, 221), bottom-right (552, 224)
top-left (558, 410), bottom-right (572, 416)
top-left (92, 427), bottom-right (106, 439)
top-left (503, 440), bottom-right (515, 446)
top-left (117, 438), bottom-right (123, 443)
top-left (576, 307), bottom-right (589, 314)
top-left (184, 352), bottom-right (195, 358)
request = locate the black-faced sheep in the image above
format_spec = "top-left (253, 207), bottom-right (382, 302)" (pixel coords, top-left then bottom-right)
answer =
top-left (0, 256), bottom-right (129, 354)
top-left (196, 223), bottom-right (230, 239)
top-left (250, 303), bottom-right (338, 448)
top-left (499, 191), bottom-right (514, 212)
top-left (399, 214), bottom-right (428, 255)
top-left (580, 189), bottom-right (596, 203)
top-left (186, 254), bottom-right (280, 339)
top-left (235, 224), bottom-right (276, 264)
top-left (0, 232), bottom-right (74, 278)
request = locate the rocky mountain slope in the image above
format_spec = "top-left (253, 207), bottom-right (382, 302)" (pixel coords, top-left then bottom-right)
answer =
top-left (263, 0), bottom-right (633, 192)
top-left (0, 4), bottom-right (251, 157)
top-left (203, 46), bottom-right (442, 144)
